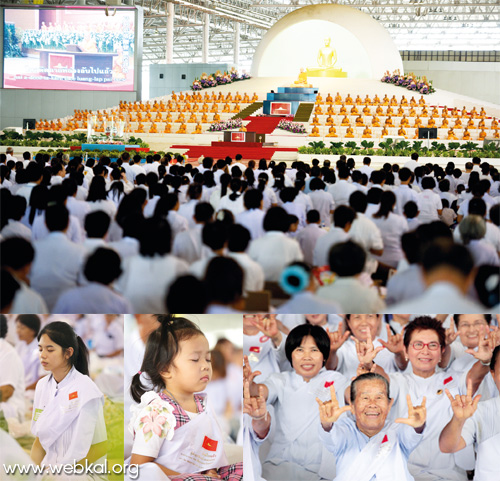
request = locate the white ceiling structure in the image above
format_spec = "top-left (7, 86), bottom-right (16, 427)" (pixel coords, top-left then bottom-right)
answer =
top-left (4, 0), bottom-right (500, 69)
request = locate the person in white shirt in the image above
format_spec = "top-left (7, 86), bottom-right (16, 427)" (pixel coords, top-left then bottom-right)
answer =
top-left (417, 177), bottom-right (443, 224)
top-left (248, 207), bottom-right (304, 283)
top-left (388, 239), bottom-right (486, 314)
top-left (0, 316), bottom-right (26, 424)
top-left (236, 189), bottom-right (266, 240)
top-left (313, 205), bottom-right (355, 267)
top-left (30, 205), bottom-right (86, 311)
top-left (294, 178), bottom-right (313, 212)
top-left (83, 211), bottom-right (110, 255)
top-left (218, 178), bottom-right (245, 217)
top-left (227, 224), bottom-right (265, 296)
top-left (177, 183), bottom-right (202, 229)
top-left (458, 215), bottom-right (499, 267)
top-left (394, 168), bottom-right (420, 216)
top-left (1, 195), bottom-right (31, 241)
top-left (327, 165), bottom-right (357, 207)
top-left (0, 237), bottom-right (48, 314)
top-left (296, 210), bottom-right (327, 266)
top-left (403, 152), bottom-right (420, 172)
top-left (308, 178), bottom-right (335, 228)
top-left (53, 248), bottom-right (132, 314)
top-left (16, 162), bottom-right (43, 204)
top-left (63, 178), bottom-right (91, 229)
top-left (14, 314), bottom-right (41, 390)
top-left (316, 241), bottom-right (386, 313)
top-left (129, 155), bottom-right (146, 183)
top-left (439, 345), bottom-right (500, 481)
top-left (280, 187), bottom-right (307, 230)
top-left (86, 176), bottom-right (117, 219)
top-left (317, 372), bottom-right (425, 481)
top-left (188, 222), bottom-right (227, 280)
top-left (358, 156), bottom-right (374, 178)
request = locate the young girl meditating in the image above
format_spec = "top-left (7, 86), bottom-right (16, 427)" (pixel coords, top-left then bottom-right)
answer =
top-left (128, 315), bottom-right (243, 481)
top-left (31, 321), bottom-right (107, 471)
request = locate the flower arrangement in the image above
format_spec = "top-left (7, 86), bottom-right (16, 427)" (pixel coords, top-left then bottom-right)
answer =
top-left (208, 119), bottom-right (243, 131)
top-left (277, 119), bottom-right (307, 134)
top-left (191, 69), bottom-right (251, 90)
top-left (381, 70), bottom-right (436, 95)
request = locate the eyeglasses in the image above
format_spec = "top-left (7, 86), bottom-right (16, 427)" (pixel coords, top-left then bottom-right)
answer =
top-left (459, 322), bottom-right (487, 330)
top-left (410, 341), bottom-right (440, 351)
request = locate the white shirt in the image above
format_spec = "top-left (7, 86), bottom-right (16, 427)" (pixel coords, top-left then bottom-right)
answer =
top-left (465, 239), bottom-right (500, 267)
top-left (248, 231), bottom-right (304, 282)
top-left (417, 190), bottom-right (442, 224)
top-left (327, 179), bottom-right (357, 207)
top-left (316, 277), bottom-right (385, 313)
top-left (0, 338), bottom-right (26, 422)
top-left (117, 254), bottom-right (189, 313)
top-left (31, 232), bottom-right (86, 311)
top-left (15, 338), bottom-right (40, 386)
top-left (172, 225), bottom-right (205, 264)
top-left (313, 227), bottom-right (349, 267)
top-left (66, 196), bottom-right (91, 228)
top-left (108, 237), bottom-right (140, 261)
top-left (403, 159), bottom-right (419, 172)
top-left (394, 184), bottom-right (420, 216)
top-left (167, 210), bottom-right (189, 239)
top-left (296, 223), bottom-right (327, 266)
top-left (227, 252), bottom-right (265, 295)
top-left (177, 199), bottom-right (199, 229)
top-left (275, 291), bottom-right (343, 314)
top-left (93, 317), bottom-right (125, 356)
top-left (217, 194), bottom-right (245, 217)
top-left (0, 219), bottom-right (31, 241)
top-left (308, 190), bottom-right (335, 227)
top-left (53, 282), bottom-right (132, 314)
top-left (386, 264), bottom-right (426, 306)
top-left (387, 281), bottom-right (485, 314)
top-left (282, 201), bottom-right (307, 229)
top-left (349, 213), bottom-right (384, 274)
top-left (10, 277), bottom-right (48, 314)
top-left (371, 213), bottom-right (408, 269)
top-left (236, 209), bottom-right (266, 240)
top-left (32, 212), bottom-right (84, 244)
top-left (87, 199), bottom-right (117, 220)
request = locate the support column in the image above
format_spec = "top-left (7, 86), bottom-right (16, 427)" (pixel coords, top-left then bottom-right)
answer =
top-left (202, 13), bottom-right (210, 63)
top-left (233, 21), bottom-right (240, 68)
top-left (166, 1), bottom-right (174, 63)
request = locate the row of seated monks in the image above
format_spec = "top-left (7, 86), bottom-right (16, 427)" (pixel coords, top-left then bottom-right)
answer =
top-left (309, 124), bottom-right (499, 140)
top-left (314, 92), bottom-right (429, 106)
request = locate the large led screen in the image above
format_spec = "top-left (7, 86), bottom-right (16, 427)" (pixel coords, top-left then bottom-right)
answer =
top-left (3, 7), bottom-right (135, 91)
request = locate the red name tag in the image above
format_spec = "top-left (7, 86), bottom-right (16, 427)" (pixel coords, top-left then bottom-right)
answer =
top-left (69, 391), bottom-right (78, 400)
top-left (382, 434), bottom-right (388, 444)
top-left (249, 346), bottom-right (261, 353)
top-left (202, 436), bottom-right (218, 452)
top-left (444, 376), bottom-right (453, 385)
top-left (324, 381), bottom-right (334, 388)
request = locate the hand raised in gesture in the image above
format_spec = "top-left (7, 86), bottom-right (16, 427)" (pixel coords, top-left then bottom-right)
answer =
top-left (466, 329), bottom-right (494, 365)
top-left (353, 330), bottom-right (384, 368)
top-left (243, 355), bottom-right (261, 385)
top-left (250, 315), bottom-right (282, 346)
top-left (444, 321), bottom-right (460, 346)
top-left (395, 394), bottom-right (427, 430)
top-left (445, 379), bottom-right (481, 423)
top-left (326, 321), bottom-right (350, 353)
top-left (316, 384), bottom-right (350, 432)
top-left (243, 379), bottom-right (267, 421)
top-left (378, 324), bottom-right (405, 355)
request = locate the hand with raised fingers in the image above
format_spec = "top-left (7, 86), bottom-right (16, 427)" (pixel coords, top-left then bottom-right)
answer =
top-left (353, 330), bottom-right (384, 368)
top-left (316, 384), bottom-right (350, 432)
top-left (445, 379), bottom-right (481, 422)
top-left (243, 355), bottom-right (261, 385)
top-left (466, 330), bottom-right (494, 365)
top-left (250, 314), bottom-right (282, 345)
top-left (395, 394), bottom-right (427, 429)
top-left (356, 362), bottom-right (377, 378)
top-left (445, 321), bottom-right (460, 346)
top-left (326, 321), bottom-right (350, 353)
top-left (243, 379), bottom-right (267, 420)
top-left (378, 324), bottom-right (405, 354)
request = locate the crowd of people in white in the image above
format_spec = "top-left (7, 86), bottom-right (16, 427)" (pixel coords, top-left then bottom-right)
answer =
top-left (243, 313), bottom-right (500, 481)
top-left (1, 147), bottom-right (499, 314)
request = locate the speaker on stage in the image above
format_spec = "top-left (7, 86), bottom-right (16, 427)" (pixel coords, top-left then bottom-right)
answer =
top-left (418, 127), bottom-right (437, 139)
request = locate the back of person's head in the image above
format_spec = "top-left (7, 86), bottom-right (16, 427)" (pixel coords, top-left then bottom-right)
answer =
top-left (84, 247), bottom-right (122, 285)
top-left (84, 211), bottom-right (111, 238)
top-left (401, 231), bottom-right (421, 264)
top-left (398, 167), bottom-right (412, 183)
top-left (411, 152), bottom-right (419, 161)
top-left (306, 209), bottom-right (320, 224)
top-left (370, 170), bottom-right (386, 185)
top-left (8, 195), bottom-right (27, 221)
top-left (363, 157), bottom-right (371, 165)
top-left (166, 276), bottom-right (208, 314)
top-left (404, 201), bottom-right (419, 219)
top-left (438, 179), bottom-right (450, 192)
top-left (243, 188), bottom-right (263, 210)
top-left (374, 190), bottom-right (396, 218)
top-left (349, 191), bottom-right (367, 214)
top-left (468, 198), bottom-right (487, 218)
top-left (421, 176), bottom-right (436, 190)
top-left (329, 241), bottom-right (366, 277)
top-left (45, 204), bottom-right (69, 232)
top-left (333, 205), bottom-right (356, 228)
top-left (1, 237), bottom-right (35, 271)
top-left (202, 221), bottom-right (228, 251)
top-left (263, 207), bottom-right (290, 232)
top-left (139, 218), bottom-right (171, 256)
top-left (188, 183), bottom-right (202, 200)
top-left (490, 204), bottom-right (500, 227)
top-left (338, 165), bottom-right (350, 179)
top-left (87, 175), bottom-right (107, 202)
top-left (421, 239), bottom-right (474, 278)
top-left (202, 157), bottom-right (214, 169)
top-left (309, 177), bottom-right (326, 191)
top-left (26, 162), bottom-right (43, 183)
top-left (472, 156), bottom-right (481, 165)
top-left (367, 187), bottom-right (383, 205)
top-left (459, 215), bottom-right (486, 245)
top-left (194, 202), bottom-right (214, 223)
top-left (279, 187), bottom-right (298, 203)
top-left (204, 257), bottom-right (243, 305)
top-left (228, 224), bottom-right (251, 252)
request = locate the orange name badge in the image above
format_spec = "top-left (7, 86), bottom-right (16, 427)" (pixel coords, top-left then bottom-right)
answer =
top-left (69, 391), bottom-right (78, 400)
top-left (202, 436), bottom-right (218, 452)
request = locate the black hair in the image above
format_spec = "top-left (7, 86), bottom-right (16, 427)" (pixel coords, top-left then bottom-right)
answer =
top-left (333, 205), bottom-right (356, 228)
top-left (373, 191), bottom-right (396, 218)
top-left (367, 187), bottom-right (383, 205)
top-left (84, 248), bottom-right (122, 285)
top-left (468, 198), bottom-right (487, 218)
top-left (166, 276), bottom-right (209, 314)
top-left (491, 345), bottom-right (500, 372)
top-left (139, 218), bottom-right (172, 256)
top-left (279, 187), bottom-right (298, 204)
top-left (202, 221), bottom-right (228, 251)
top-left (87, 176), bottom-right (108, 202)
top-left (403, 316), bottom-right (446, 349)
top-left (421, 239), bottom-right (473, 277)
top-left (329, 241), bottom-right (366, 277)
top-left (243, 189), bottom-right (263, 210)
top-left (349, 191), bottom-right (367, 213)
top-left (45, 204), bottom-right (69, 232)
top-left (204, 257), bottom-right (243, 305)
top-left (0, 314), bottom-right (7, 338)
top-left (398, 168), bottom-right (412, 183)
top-left (194, 202), bottom-right (215, 223)
top-left (16, 314), bottom-right (41, 337)
top-left (452, 313), bottom-right (491, 328)
top-left (263, 207), bottom-right (290, 232)
top-left (1, 237), bottom-right (35, 270)
top-left (351, 373), bottom-right (390, 403)
top-left (0, 270), bottom-right (20, 312)
top-left (421, 177), bottom-right (436, 190)
top-left (84, 211), bottom-right (111, 238)
top-left (307, 209), bottom-right (320, 223)
top-left (404, 201), bottom-right (419, 219)
top-left (284, 324), bottom-right (330, 368)
top-left (401, 232), bottom-right (421, 264)
top-left (38, 321), bottom-right (89, 375)
top-left (130, 315), bottom-right (205, 403)
top-left (228, 224), bottom-right (251, 252)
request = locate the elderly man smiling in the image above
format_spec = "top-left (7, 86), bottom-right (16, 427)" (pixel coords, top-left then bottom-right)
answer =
top-left (317, 372), bottom-right (426, 481)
